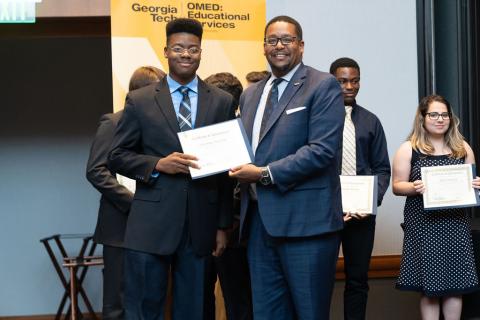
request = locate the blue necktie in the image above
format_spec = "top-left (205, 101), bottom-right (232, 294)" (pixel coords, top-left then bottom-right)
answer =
top-left (178, 86), bottom-right (192, 131)
top-left (260, 78), bottom-right (284, 136)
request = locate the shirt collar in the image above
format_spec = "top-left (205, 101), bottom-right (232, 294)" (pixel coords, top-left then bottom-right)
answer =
top-left (167, 75), bottom-right (198, 94)
top-left (345, 102), bottom-right (359, 120)
top-left (345, 101), bottom-right (357, 110)
top-left (268, 63), bottom-right (301, 85)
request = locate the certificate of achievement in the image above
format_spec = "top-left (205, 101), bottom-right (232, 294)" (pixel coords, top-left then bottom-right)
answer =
top-left (340, 175), bottom-right (378, 215)
top-left (177, 119), bottom-right (254, 179)
top-left (422, 164), bottom-right (480, 210)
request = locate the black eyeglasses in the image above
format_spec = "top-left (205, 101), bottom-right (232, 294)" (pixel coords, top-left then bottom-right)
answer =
top-left (168, 46), bottom-right (202, 55)
top-left (426, 112), bottom-right (451, 120)
top-left (264, 36), bottom-right (297, 46)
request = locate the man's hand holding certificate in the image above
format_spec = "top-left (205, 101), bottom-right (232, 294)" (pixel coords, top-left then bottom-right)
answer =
top-left (177, 119), bottom-right (254, 179)
top-left (421, 163), bottom-right (480, 210)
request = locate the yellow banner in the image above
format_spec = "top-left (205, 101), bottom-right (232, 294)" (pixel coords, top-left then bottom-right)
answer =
top-left (111, 0), bottom-right (266, 111)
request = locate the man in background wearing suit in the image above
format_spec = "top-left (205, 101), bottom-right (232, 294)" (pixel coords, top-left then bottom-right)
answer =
top-left (108, 18), bottom-right (235, 319)
top-left (229, 15), bottom-right (345, 319)
top-left (86, 66), bottom-right (165, 319)
top-left (330, 57), bottom-right (391, 320)
top-left (203, 72), bottom-right (253, 320)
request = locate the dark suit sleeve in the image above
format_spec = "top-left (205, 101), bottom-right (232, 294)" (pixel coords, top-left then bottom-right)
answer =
top-left (86, 114), bottom-right (134, 213)
top-left (269, 76), bottom-right (345, 193)
top-left (238, 92), bottom-right (245, 117)
top-left (108, 95), bottom-right (161, 184)
top-left (216, 97), bottom-right (237, 229)
top-left (370, 117), bottom-right (391, 206)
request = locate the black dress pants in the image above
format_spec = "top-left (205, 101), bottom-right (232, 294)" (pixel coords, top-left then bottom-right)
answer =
top-left (103, 245), bottom-right (124, 320)
top-left (341, 215), bottom-right (376, 320)
top-left (204, 246), bottom-right (253, 320)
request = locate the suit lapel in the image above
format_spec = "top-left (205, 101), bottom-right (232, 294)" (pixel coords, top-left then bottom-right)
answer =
top-left (154, 78), bottom-right (181, 134)
top-left (259, 65), bottom-right (306, 143)
top-left (194, 79), bottom-right (212, 128)
top-left (243, 78), bottom-right (268, 143)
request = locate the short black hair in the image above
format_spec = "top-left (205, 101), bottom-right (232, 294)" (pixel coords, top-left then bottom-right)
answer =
top-left (329, 57), bottom-right (360, 75)
top-left (204, 72), bottom-right (243, 106)
top-left (245, 70), bottom-right (271, 84)
top-left (166, 18), bottom-right (203, 41)
top-left (264, 16), bottom-right (303, 40)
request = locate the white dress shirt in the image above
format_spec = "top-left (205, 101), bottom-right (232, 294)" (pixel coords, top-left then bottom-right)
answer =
top-left (251, 63), bottom-right (301, 154)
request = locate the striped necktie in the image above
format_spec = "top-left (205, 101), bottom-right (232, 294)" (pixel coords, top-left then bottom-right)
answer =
top-left (342, 106), bottom-right (356, 175)
top-left (178, 86), bottom-right (192, 131)
top-left (260, 78), bottom-right (284, 136)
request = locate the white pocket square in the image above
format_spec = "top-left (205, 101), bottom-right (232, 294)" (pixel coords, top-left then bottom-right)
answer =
top-left (286, 106), bottom-right (306, 115)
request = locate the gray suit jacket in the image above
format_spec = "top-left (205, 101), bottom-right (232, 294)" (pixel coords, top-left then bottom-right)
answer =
top-left (86, 111), bottom-right (133, 247)
top-left (239, 63), bottom-right (345, 238)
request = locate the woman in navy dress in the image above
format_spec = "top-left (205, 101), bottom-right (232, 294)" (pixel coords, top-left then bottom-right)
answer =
top-left (392, 95), bottom-right (480, 320)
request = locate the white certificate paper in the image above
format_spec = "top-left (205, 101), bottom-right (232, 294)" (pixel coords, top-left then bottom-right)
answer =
top-left (116, 174), bottom-right (136, 193)
top-left (422, 164), bottom-right (480, 210)
top-left (340, 175), bottom-right (378, 215)
top-left (178, 119), bottom-right (254, 179)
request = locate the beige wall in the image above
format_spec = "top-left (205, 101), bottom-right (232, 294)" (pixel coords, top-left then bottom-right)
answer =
top-left (36, 0), bottom-right (109, 17)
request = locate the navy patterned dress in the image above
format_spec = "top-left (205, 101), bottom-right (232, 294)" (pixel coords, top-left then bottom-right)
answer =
top-left (396, 149), bottom-right (479, 296)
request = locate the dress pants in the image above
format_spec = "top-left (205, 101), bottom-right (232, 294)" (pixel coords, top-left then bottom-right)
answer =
top-left (341, 215), bottom-right (376, 320)
top-left (124, 226), bottom-right (206, 320)
top-left (103, 245), bottom-right (125, 320)
top-left (247, 203), bottom-right (340, 320)
top-left (204, 246), bottom-right (253, 320)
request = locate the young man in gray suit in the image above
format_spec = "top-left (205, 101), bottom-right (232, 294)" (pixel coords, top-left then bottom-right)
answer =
top-left (108, 18), bottom-right (235, 319)
top-left (230, 15), bottom-right (345, 319)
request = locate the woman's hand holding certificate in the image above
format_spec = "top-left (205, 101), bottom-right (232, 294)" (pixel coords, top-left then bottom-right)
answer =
top-left (421, 163), bottom-right (480, 209)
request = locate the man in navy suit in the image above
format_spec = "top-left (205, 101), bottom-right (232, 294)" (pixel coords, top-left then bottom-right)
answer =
top-left (108, 18), bottom-right (235, 319)
top-left (229, 15), bottom-right (345, 319)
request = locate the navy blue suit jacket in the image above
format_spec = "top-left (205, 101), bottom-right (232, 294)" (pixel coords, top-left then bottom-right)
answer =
top-left (239, 63), bottom-right (345, 238)
top-left (108, 78), bottom-right (235, 256)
